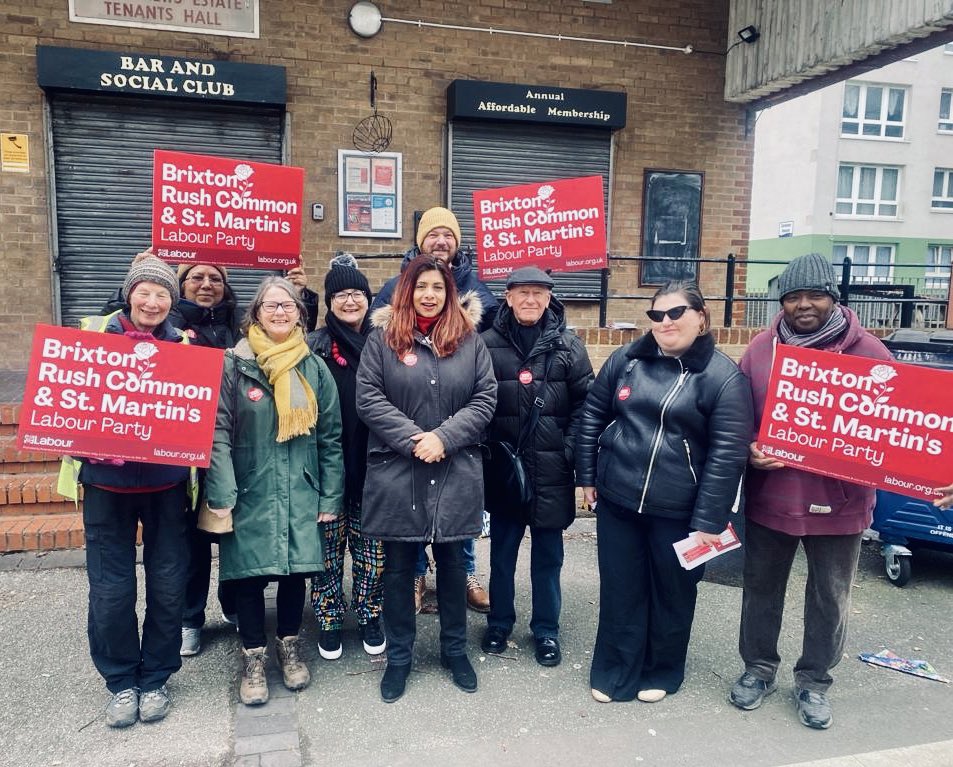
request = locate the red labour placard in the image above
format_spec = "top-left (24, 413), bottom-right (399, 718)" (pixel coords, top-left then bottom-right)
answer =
top-left (17, 324), bottom-right (224, 468)
top-left (473, 175), bottom-right (607, 280)
top-left (757, 345), bottom-right (953, 502)
top-left (152, 149), bottom-right (304, 270)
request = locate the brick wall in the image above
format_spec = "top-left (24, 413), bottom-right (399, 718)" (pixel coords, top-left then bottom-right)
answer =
top-left (0, 0), bottom-right (750, 367)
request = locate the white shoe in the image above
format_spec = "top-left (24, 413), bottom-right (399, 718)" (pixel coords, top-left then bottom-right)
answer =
top-left (591, 688), bottom-right (611, 703)
top-left (637, 689), bottom-right (667, 703)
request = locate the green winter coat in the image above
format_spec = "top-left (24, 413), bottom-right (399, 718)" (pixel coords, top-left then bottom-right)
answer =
top-left (206, 338), bottom-right (344, 581)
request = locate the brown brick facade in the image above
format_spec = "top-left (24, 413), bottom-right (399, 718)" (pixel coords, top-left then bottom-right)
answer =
top-left (0, 0), bottom-right (749, 367)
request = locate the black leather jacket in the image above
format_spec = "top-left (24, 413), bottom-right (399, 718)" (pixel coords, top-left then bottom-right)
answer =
top-left (575, 332), bottom-right (753, 534)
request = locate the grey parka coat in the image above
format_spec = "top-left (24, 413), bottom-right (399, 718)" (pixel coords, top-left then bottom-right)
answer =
top-left (356, 293), bottom-right (497, 542)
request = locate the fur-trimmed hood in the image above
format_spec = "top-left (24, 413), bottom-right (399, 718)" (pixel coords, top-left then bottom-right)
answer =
top-left (369, 290), bottom-right (484, 331)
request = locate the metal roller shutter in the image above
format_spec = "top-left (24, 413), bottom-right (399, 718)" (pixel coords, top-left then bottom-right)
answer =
top-left (48, 94), bottom-right (284, 327)
top-left (448, 121), bottom-right (612, 298)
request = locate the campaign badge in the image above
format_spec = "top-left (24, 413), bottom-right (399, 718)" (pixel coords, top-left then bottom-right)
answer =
top-left (403, 353), bottom-right (418, 367)
top-left (618, 386), bottom-right (631, 401)
top-left (519, 369), bottom-right (533, 385)
top-left (248, 387), bottom-right (264, 402)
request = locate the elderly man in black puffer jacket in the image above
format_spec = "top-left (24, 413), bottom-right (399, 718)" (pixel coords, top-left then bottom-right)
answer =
top-left (479, 266), bottom-right (593, 667)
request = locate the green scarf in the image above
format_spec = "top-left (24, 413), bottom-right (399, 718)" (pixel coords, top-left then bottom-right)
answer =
top-left (247, 324), bottom-right (317, 442)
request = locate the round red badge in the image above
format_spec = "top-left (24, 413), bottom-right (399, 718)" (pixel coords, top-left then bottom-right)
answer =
top-left (186, 328), bottom-right (197, 339)
top-left (248, 387), bottom-right (264, 402)
top-left (618, 386), bottom-right (631, 401)
top-left (518, 369), bottom-right (533, 385)
top-left (403, 353), bottom-right (418, 367)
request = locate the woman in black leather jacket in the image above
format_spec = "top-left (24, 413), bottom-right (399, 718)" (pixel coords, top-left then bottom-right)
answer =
top-left (575, 281), bottom-right (752, 705)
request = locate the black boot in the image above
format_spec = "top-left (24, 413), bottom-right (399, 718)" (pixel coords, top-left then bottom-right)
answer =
top-left (380, 662), bottom-right (411, 703)
top-left (440, 652), bottom-right (477, 693)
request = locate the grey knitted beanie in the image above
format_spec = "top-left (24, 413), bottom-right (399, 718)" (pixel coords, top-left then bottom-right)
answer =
top-left (777, 253), bottom-right (839, 301)
top-left (122, 256), bottom-right (179, 307)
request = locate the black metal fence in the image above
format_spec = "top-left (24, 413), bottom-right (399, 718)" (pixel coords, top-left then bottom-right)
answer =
top-left (348, 250), bottom-right (951, 330)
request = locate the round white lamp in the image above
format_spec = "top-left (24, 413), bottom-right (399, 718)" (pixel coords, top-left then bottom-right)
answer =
top-left (348, 2), bottom-right (382, 38)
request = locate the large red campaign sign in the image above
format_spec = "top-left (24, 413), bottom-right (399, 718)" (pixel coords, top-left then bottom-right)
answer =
top-left (473, 175), bottom-right (607, 280)
top-left (152, 150), bottom-right (304, 270)
top-left (17, 325), bottom-right (224, 468)
top-left (757, 345), bottom-right (953, 502)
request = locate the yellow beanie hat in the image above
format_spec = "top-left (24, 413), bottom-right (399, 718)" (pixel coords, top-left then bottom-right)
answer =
top-left (416, 207), bottom-right (461, 250)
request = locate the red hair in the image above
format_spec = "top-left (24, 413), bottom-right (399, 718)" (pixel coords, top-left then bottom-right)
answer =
top-left (384, 254), bottom-right (474, 358)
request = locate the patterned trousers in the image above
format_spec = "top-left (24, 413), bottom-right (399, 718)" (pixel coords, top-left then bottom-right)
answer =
top-left (311, 499), bottom-right (385, 630)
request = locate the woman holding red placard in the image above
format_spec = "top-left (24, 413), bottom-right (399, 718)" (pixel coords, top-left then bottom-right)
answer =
top-left (575, 281), bottom-right (752, 705)
top-left (61, 256), bottom-right (193, 728)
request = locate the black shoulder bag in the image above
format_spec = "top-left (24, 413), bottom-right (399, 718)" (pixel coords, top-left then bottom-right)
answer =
top-left (483, 351), bottom-right (556, 508)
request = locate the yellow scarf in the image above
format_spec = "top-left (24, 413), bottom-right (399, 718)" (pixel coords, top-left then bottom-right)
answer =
top-left (247, 324), bottom-right (317, 442)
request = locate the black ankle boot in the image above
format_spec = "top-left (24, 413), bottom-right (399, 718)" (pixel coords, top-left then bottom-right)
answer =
top-left (440, 652), bottom-right (477, 693)
top-left (380, 663), bottom-right (411, 703)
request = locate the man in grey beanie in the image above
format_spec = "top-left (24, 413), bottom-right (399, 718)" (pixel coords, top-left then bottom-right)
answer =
top-left (727, 252), bottom-right (893, 730)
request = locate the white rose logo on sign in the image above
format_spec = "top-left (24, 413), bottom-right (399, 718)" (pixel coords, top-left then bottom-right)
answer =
top-left (133, 342), bottom-right (159, 382)
top-left (537, 184), bottom-right (556, 213)
top-left (869, 363), bottom-right (898, 405)
top-left (234, 163), bottom-right (254, 197)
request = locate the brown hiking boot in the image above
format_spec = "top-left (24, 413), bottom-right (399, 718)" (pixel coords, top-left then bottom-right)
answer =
top-left (240, 647), bottom-right (269, 706)
top-left (275, 635), bottom-right (311, 691)
top-left (466, 574), bottom-right (490, 613)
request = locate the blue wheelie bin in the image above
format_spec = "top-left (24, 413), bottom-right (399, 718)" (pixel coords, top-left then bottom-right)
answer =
top-left (871, 329), bottom-right (953, 586)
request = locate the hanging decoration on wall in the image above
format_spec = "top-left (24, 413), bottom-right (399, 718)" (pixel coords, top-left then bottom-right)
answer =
top-left (352, 70), bottom-right (393, 153)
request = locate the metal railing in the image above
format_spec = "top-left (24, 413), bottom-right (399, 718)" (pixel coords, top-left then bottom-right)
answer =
top-left (347, 250), bottom-right (951, 330)
top-left (601, 254), bottom-right (951, 329)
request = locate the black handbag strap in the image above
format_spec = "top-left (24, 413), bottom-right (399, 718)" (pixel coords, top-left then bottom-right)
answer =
top-left (515, 350), bottom-right (556, 455)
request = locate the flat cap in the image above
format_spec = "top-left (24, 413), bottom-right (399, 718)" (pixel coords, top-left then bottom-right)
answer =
top-left (505, 266), bottom-right (554, 289)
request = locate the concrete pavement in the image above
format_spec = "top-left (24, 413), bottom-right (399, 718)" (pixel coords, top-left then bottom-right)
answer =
top-left (1, 516), bottom-right (952, 767)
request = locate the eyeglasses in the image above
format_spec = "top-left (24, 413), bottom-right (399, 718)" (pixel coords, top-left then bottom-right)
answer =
top-left (332, 290), bottom-right (367, 303)
top-left (646, 305), bottom-right (691, 322)
top-left (187, 273), bottom-right (224, 285)
top-left (260, 301), bottom-right (298, 314)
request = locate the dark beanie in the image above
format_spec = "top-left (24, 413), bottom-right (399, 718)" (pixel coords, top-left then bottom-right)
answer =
top-left (122, 256), bottom-right (179, 307)
top-left (777, 252), bottom-right (840, 301)
top-left (324, 254), bottom-right (371, 308)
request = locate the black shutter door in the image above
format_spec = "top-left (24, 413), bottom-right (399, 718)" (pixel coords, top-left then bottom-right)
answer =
top-left (49, 94), bottom-right (283, 327)
top-left (448, 121), bottom-right (612, 297)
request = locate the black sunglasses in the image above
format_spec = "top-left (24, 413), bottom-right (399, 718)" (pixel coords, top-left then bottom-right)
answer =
top-left (646, 305), bottom-right (691, 322)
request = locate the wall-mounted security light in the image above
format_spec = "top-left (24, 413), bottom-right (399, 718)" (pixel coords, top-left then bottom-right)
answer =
top-left (736, 25), bottom-right (760, 44)
top-left (348, 2), bottom-right (382, 38)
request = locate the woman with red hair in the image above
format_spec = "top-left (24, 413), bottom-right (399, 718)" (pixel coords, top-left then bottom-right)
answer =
top-left (357, 254), bottom-right (497, 703)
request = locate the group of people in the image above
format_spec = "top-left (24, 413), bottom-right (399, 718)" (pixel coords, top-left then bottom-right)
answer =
top-left (64, 207), bottom-right (953, 732)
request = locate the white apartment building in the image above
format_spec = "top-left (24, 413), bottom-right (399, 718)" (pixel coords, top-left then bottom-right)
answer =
top-left (747, 43), bottom-right (953, 326)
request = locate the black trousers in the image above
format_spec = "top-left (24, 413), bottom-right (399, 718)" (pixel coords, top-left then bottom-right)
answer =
top-left (383, 540), bottom-right (467, 666)
top-left (233, 574), bottom-right (306, 650)
top-left (590, 497), bottom-right (703, 701)
top-left (83, 483), bottom-right (189, 694)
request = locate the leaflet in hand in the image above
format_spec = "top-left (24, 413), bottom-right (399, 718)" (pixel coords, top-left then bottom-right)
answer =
top-left (673, 523), bottom-right (741, 570)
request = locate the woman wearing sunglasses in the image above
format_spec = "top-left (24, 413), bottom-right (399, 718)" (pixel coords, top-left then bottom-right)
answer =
top-left (575, 280), bottom-right (752, 705)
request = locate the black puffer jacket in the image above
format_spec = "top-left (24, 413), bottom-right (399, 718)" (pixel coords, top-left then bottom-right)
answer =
top-left (575, 332), bottom-right (753, 534)
top-left (481, 298), bottom-right (593, 528)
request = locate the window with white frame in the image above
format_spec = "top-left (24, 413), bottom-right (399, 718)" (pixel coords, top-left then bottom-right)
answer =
top-left (940, 89), bottom-right (953, 133)
top-left (841, 83), bottom-right (907, 138)
top-left (933, 168), bottom-right (953, 210)
top-left (833, 243), bottom-right (895, 284)
top-left (926, 244), bottom-right (952, 290)
top-left (835, 164), bottom-right (900, 217)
